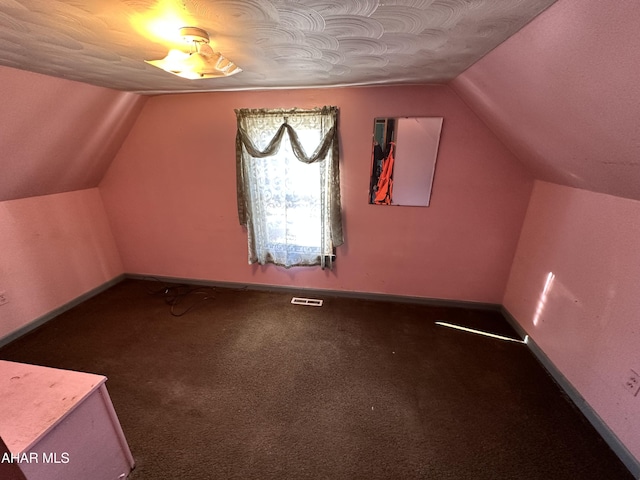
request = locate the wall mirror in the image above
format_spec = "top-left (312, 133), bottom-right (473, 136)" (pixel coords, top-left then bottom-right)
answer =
top-left (369, 117), bottom-right (443, 206)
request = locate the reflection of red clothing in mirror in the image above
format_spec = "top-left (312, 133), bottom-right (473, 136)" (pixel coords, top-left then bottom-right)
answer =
top-left (374, 142), bottom-right (395, 205)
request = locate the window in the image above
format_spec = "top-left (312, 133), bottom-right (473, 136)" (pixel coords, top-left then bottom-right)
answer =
top-left (235, 107), bottom-right (343, 268)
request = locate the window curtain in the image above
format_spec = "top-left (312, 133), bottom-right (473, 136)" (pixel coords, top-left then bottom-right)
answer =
top-left (235, 106), bottom-right (343, 268)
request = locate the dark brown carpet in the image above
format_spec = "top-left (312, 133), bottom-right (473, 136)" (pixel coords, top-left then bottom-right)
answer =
top-left (0, 279), bottom-right (633, 479)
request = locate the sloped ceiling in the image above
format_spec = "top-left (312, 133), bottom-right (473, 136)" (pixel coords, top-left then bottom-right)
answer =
top-left (2, 0), bottom-right (638, 205)
top-left (0, 0), bottom-right (561, 203)
top-left (0, 0), bottom-right (556, 94)
top-left (0, 66), bottom-right (146, 202)
top-left (451, 0), bottom-right (640, 202)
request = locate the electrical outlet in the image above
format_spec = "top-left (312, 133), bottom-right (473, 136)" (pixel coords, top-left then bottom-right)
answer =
top-left (623, 369), bottom-right (640, 396)
top-left (0, 291), bottom-right (7, 306)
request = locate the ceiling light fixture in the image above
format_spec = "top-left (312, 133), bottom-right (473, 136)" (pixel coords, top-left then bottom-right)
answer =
top-left (146, 27), bottom-right (241, 80)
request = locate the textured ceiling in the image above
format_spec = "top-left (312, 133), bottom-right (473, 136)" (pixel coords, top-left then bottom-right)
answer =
top-left (0, 0), bottom-right (556, 94)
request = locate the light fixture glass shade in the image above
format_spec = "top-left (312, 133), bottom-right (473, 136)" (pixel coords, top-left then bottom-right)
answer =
top-left (145, 27), bottom-right (241, 79)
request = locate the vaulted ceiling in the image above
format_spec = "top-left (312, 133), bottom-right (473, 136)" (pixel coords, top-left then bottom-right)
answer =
top-left (0, 0), bottom-right (556, 94)
top-left (1, 0), bottom-right (639, 204)
top-left (451, 0), bottom-right (640, 202)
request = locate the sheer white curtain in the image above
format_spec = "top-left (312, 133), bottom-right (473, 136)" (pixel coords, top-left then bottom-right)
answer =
top-left (235, 107), bottom-right (343, 268)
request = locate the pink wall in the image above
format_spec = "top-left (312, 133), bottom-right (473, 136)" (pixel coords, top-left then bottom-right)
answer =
top-left (0, 65), bottom-right (141, 343)
top-left (451, 0), bottom-right (640, 202)
top-left (0, 189), bottom-right (124, 341)
top-left (100, 85), bottom-right (533, 303)
top-left (0, 65), bottom-right (146, 202)
top-left (504, 180), bottom-right (640, 461)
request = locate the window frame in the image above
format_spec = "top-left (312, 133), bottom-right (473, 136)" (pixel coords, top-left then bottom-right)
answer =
top-left (235, 107), bottom-right (343, 269)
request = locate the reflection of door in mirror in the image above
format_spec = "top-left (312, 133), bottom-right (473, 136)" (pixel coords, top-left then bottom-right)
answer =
top-left (369, 117), bottom-right (443, 206)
